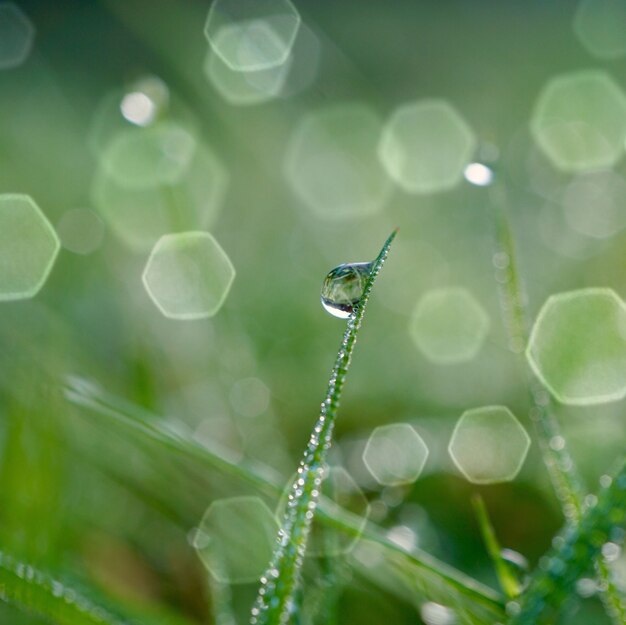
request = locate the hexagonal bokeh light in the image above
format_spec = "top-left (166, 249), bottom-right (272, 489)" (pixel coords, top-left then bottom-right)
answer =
top-left (574, 0), bottom-right (626, 60)
top-left (56, 208), bottom-right (105, 256)
top-left (203, 46), bottom-right (291, 106)
top-left (119, 79), bottom-right (168, 128)
top-left (527, 288), bottom-right (626, 405)
top-left (531, 70), bottom-right (626, 172)
top-left (285, 103), bottom-right (392, 220)
top-left (0, 194), bottom-right (60, 301)
top-left (92, 141), bottom-right (227, 252)
top-left (142, 231), bottom-right (236, 320)
top-left (276, 466), bottom-right (369, 557)
top-left (378, 99), bottom-right (476, 194)
top-left (89, 77), bottom-right (173, 156)
top-left (229, 377), bottom-right (271, 419)
top-left (559, 170), bottom-right (626, 240)
top-left (0, 3), bottom-right (34, 70)
top-left (100, 122), bottom-right (197, 190)
top-left (362, 423), bottom-right (429, 487)
top-left (193, 496), bottom-right (278, 583)
top-left (409, 287), bottom-right (490, 364)
top-left (448, 406), bottom-right (530, 484)
top-left (204, 0), bottom-right (300, 72)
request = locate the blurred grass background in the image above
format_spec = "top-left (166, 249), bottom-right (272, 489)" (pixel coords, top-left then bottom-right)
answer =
top-left (2, 1), bottom-right (626, 623)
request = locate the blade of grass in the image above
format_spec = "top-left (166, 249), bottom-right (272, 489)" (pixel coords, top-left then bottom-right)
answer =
top-left (471, 495), bottom-right (521, 599)
top-left (61, 230), bottom-right (503, 622)
top-left (510, 457), bottom-right (626, 624)
top-left (487, 182), bottom-right (625, 621)
top-left (248, 231), bottom-right (397, 624)
top-left (64, 373), bottom-right (505, 621)
top-left (488, 183), bottom-right (584, 515)
top-left (351, 538), bottom-right (504, 625)
top-left (0, 549), bottom-right (195, 625)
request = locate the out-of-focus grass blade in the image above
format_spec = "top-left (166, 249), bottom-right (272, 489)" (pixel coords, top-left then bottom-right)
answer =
top-left (512, 456), bottom-right (626, 624)
top-left (0, 549), bottom-right (196, 625)
top-left (64, 378), bottom-right (505, 624)
top-left (250, 230), bottom-right (398, 625)
top-left (472, 494), bottom-right (521, 599)
top-left (352, 537), bottom-right (505, 625)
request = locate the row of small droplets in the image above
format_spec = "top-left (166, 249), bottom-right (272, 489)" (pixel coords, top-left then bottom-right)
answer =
top-left (250, 233), bottom-right (394, 625)
top-left (510, 460), bottom-right (626, 624)
top-left (0, 550), bottom-right (126, 625)
top-left (488, 183), bottom-right (584, 521)
top-left (249, 310), bottom-right (357, 624)
top-left (487, 185), bottom-right (624, 621)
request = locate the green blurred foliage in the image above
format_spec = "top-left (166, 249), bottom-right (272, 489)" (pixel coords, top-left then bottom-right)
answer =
top-left (1, 1), bottom-right (626, 623)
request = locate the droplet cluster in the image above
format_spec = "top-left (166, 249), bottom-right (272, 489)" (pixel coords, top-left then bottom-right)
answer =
top-left (510, 461), bottom-right (626, 624)
top-left (250, 230), bottom-right (396, 625)
top-left (0, 550), bottom-right (127, 625)
top-left (489, 190), bottom-right (584, 521)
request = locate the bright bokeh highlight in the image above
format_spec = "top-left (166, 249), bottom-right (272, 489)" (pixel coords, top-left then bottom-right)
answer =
top-left (203, 47), bottom-right (291, 106)
top-left (92, 142), bottom-right (227, 252)
top-left (142, 231), bottom-right (236, 320)
top-left (89, 77), bottom-right (171, 155)
top-left (420, 602), bottom-right (457, 625)
top-left (409, 287), bottom-right (490, 364)
top-left (0, 194), bottom-right (60, 301)
top-left (531, 70), bottom-right (626, 172)
top-left (100, 122), bottom-right (196, 190)
top-left (526, 288), bottom-right (626, 405)
top-left (464, 162), bottom-right (494, 187)
top-left (448, 406), bottom-right (530, 484)
top-left (574, 0), bottom-right (626, 59)
top-left (362, 423), bottom-right (429, 487)
top-left (285, 104), bottom-right (392, 219)
top-left (193, 496), bottom-right (278, 583)
top-left (0, 3), bottom-right (34, 70)
top-left (56, 208), bottom-right (105, 255)
top-left (204, 0), bottom-right (300, 72)
top-left (378, 99), bottom-right (476, 194)
top-left (560, 170), bottom-right (626, 240)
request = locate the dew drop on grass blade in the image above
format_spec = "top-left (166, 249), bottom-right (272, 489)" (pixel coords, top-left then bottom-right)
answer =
top-left (249, 229), bottom-right (397, 625)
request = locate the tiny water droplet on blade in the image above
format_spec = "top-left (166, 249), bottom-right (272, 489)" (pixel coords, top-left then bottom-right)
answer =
top-left (320, 261), bottom-right (373, 318)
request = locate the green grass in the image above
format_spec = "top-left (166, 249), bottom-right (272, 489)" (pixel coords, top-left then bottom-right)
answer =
top-left (489, 182), bottom-right (626, 624)
top-left (249, 230), bottom-right (398, 625)
top-left (3, 3), bottom-right (626, 625)
top-left (62, 281), bottom-right (507, 625)
top-left (19, 215), bottom-right (626, 625)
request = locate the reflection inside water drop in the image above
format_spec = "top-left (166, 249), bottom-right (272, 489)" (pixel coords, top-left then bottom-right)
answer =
top-left (321, 261), bottom-right (373, 318)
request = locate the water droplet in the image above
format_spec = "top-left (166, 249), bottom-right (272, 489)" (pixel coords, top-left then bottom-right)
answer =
top-left (584, 493), bottom-right (598, 508)
top-left (501, 548), bottom-right (529, 573)
top-left (420, 601), bottom-right (457, 625)
top-left (602, 541), bottom-right (621, 563)
top-left (549, 435), bottom-right (565, 451)
top-left (320, 261), bottom-right (372, 318)
top-left (600, 474), bottom-right (613, 488)
top-left (576, 577), bottom-right (597, 598)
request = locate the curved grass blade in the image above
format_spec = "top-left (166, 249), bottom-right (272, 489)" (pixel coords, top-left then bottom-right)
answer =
top-left (510, 457), bottom-right (626, 624)
top-left (471, 495), bottom-right (521, 599)
top-left (249, 230), bottom-right (397, 624)
top-left (351, 537), bottom-right (504, 625)
top-left (0, 549), bottom-right (195, 625)
top-left (64, 374), bottom-right (505, 621)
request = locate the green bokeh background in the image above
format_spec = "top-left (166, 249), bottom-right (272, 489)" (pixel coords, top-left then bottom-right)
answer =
top-left (1, 1), bottom-right (626, 623)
